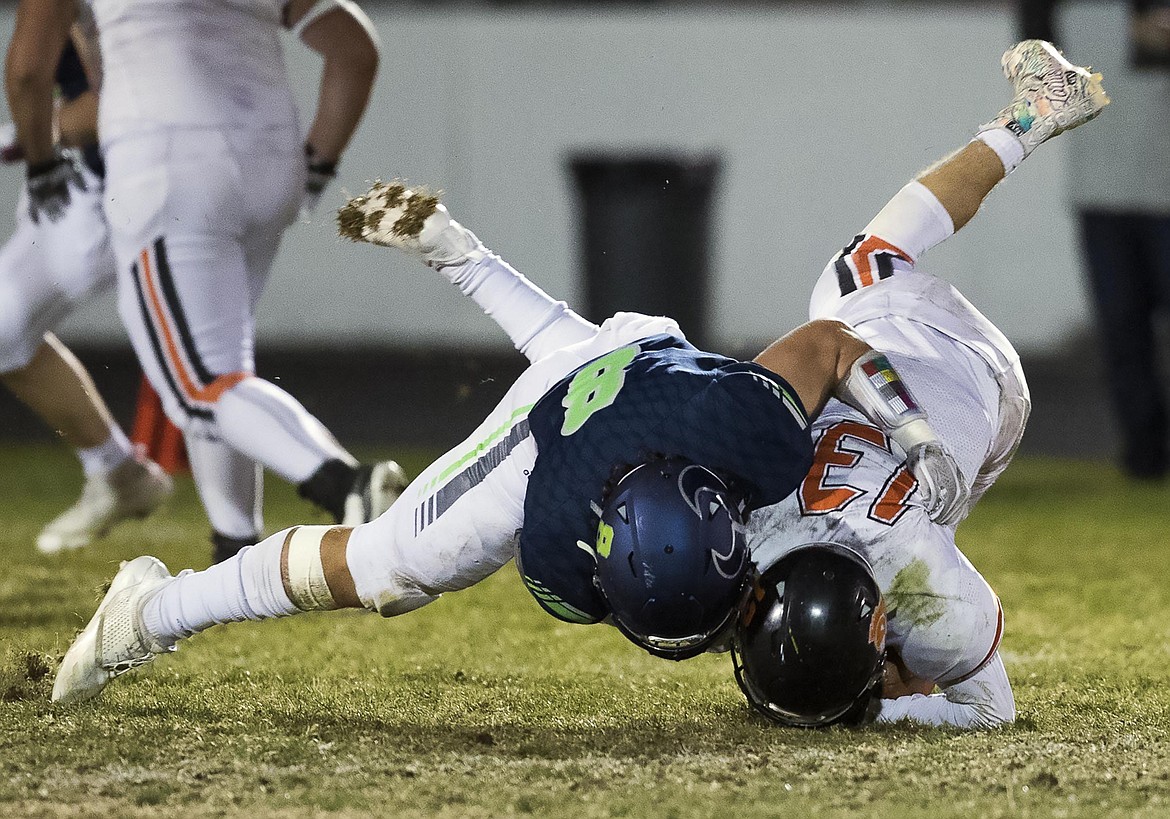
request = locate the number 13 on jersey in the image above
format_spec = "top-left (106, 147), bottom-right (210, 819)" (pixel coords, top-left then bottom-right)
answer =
top-left (561, 345), bottom-right (639, 435)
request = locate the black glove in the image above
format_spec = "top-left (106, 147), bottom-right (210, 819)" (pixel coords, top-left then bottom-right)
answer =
top-left (302, 144), bottom-right (337, 215)
top-left (27, 153), bottom-right (87, 224)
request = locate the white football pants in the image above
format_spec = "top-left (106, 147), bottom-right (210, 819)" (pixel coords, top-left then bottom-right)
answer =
top-left (103, 127), bottom-right (355, 504)
top-left (0, 163), bottom-right (112, 373)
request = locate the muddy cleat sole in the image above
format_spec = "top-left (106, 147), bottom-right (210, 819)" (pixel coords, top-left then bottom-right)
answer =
top-left (38, 453), bottom-right (174, 554)
top-left (337, 181), bottom-right (486, 269)
top-left (342, 460), bottom-right (410, 526)
top-left (52, 556), bottom-right (175, 704)
top-left (979, 39), bottom-right (1109, 156)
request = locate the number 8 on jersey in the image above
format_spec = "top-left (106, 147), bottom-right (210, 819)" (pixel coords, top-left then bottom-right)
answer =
top-left (560, 345), bottom-right (638, 435)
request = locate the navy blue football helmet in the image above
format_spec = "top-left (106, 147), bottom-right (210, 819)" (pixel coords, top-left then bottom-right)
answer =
top-left (731, 542), bottom-right (886, 727)
top-left (592, 457), bottom-right (752, 661)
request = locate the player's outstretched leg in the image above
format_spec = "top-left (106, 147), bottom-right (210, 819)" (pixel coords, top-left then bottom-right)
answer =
top-left (851, 39), bottom-right (1108, 257)
top-left (52, 524), bottom-right (313, 704)
top-left (977, 39), bottom-right (1108, 168)
top-left (1, 335), bottom-right (173, 553)
top-left (339, 182), bottom-right (597, 362)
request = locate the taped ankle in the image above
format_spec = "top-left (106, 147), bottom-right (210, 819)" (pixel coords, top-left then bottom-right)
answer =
top-left (281, 525), bottom-right (343, 611)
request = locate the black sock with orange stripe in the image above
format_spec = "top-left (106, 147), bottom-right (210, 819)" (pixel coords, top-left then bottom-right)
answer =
top-left (298, 459), bottom-right (359, 523)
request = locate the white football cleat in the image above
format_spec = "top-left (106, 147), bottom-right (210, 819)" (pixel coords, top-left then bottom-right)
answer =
top-left (979, 39), bottom-right (1109, 156)
top-left (37, 453), bottom-right (174, 554)
top-left (52, 555), bottom-right (176, 704)
top-left (342, 460), bottom-right (409, 526)
top-left (337, 181), bottom-right (487, 269)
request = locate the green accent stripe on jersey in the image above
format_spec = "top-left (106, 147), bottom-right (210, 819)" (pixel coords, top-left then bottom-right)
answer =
top-left (523, 575), bottom-right (596, 624)
top-left (782, 388), bottom-right (808, 429)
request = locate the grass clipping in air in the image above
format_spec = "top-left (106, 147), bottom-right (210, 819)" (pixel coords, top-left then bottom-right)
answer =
top-left (337, 180), bottom-right (440, 246)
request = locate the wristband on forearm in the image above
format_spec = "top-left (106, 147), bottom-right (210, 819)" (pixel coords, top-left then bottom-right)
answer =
top-left (305, 143), bottom-right (337, 177)
top-left (27, 157), bottom-right (60, 178)
top-left (836, 350), bottom-right (938, 452)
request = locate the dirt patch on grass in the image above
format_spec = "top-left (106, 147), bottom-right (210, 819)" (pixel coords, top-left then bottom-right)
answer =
top-left (1, 650), bottom-right (53, 702)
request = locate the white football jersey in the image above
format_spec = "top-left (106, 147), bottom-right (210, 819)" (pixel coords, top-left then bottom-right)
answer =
top-left (746, 206), bottom-right (1030, 706)
top-left (748, 401), bottom-right (1003, 686)
top-left (85, 0), bottom-right (299, 142)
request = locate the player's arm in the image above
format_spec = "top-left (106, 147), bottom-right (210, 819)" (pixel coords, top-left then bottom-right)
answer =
top-left (754, 321), bottom-right (968, 524)
top-left (753, 319), bottom-right (867, 420)
top-left (55, 89), bottom-right (96, 148)
top-left (284, 0), bottom-right (380, 210)
top-left (5, 0), bottom-right (74, 167)
top-left (2, 23), bottom-right (98, 163)
top-left (56, 20), bottom-right (100, 148)
top-left (876, 651), bottom-right (1015, 730)
top-left (5, 0), bottom-right (90, 223)
top-left (882, 648), bottom-right (936, 699)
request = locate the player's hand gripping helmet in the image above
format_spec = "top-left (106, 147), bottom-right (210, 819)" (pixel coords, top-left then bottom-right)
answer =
top-left (731, 543), bottom-right (887, 727)
top-left (592, 457), bottom-right (752, 661)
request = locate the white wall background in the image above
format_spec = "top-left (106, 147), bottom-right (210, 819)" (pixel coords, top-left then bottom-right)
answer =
top-left (0, 3), bottom-right (1103, 354)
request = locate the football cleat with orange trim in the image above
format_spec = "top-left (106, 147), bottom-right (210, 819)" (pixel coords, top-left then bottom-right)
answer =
top-left (979, 39), bottom-right (1109, 157)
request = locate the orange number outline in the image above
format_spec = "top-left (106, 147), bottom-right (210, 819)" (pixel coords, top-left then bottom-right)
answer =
top-left (798, 420), bottom-right (918, 526)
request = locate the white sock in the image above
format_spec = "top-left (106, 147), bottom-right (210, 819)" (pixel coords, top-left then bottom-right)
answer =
top-left (862, 180), bottom-right (955, 262)
top-left (184, 433), bottom-right (263, 539)
top-left (975, 128), bottom-right (1026, 174)
top-left (444, 253), bottom-right (597, 363)
top-left (214, 377), bottom-right (356, 483)
top-left (141, 529), bottom-right (299, 646)
top-left (77, 426), bottom-right (133, 477)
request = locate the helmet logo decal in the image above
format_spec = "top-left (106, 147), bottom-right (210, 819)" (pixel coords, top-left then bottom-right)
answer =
top-left (711, 539), bottom-right (745, 580)
top-left (596, 520), bottom-right (614, 558)
top-left (674, 463), bottom-right (746, 580)
top-left (868, 597), bottom-right (888, 651)
top-left (678, 463), bottom-right (720, 520)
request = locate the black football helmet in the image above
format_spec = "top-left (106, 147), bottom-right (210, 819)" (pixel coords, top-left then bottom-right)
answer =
top-left (731, 542), bottom-right (886, 727)
top-left (593, 457), bottom-right (752, 661)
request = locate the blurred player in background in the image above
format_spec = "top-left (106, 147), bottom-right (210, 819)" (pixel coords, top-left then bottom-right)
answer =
top-left (1, 26), bottom-right (172, 554)
top-left (1021, 0), bottom-right (1170, 479)
top-left (732, 40), bottom-right (1106, 730)
top-left (8, 0), bottom-right (402, 564)
top-left (50, 137), bottom-right (987, 702)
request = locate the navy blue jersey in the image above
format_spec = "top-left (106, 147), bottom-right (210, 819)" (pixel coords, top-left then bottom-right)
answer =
top-left (518, 333), bottom-right (813, 624)
top-left (54, 41), bottom-right (103, 176)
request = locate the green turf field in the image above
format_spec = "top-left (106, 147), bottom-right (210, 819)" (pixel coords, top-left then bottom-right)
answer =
top-left (1, 444), bottom-right (1168, 818)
